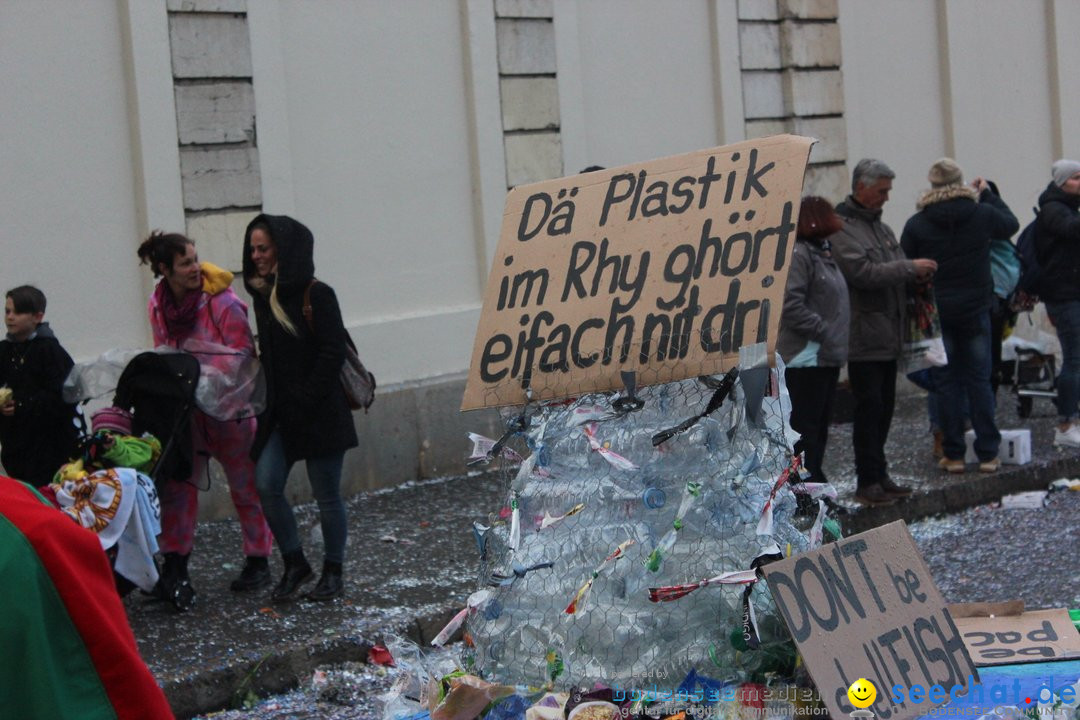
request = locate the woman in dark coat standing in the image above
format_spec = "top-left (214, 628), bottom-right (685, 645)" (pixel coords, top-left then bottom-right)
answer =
top-left (243, 214), bottom-right (357, 601)
top-left (777, 197), bottom-right (850, 501)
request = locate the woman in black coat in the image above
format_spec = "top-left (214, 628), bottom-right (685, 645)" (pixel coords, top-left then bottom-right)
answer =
top-left (243, 214), bottom-right (357, 601)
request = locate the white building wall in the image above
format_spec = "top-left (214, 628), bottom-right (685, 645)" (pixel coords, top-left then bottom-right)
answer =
top-left (3, 0), bottom-right (1078, 501)
top-left (0, 1), bottom-right (151, 356)
top-left (249, 1), bottom-right (490, 385)
top-left (839, 0), bottom-right (1061, 232)
top-left (556, 0), bottom-right (727, 171)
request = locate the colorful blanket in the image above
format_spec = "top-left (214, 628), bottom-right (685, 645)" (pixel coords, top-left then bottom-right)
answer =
top-left (0, 476), bottom-right (174, 719)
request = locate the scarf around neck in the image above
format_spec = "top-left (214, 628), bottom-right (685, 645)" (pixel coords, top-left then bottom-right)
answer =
top-left (154, 280), bottom-right (201, 339)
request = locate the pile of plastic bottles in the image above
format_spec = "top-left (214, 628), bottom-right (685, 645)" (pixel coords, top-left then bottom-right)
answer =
top-left (460, 346), bottom-right (838, 689)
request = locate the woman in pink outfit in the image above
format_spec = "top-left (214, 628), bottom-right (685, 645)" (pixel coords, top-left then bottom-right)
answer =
top-left (137, 231), bottom-right (272, 609)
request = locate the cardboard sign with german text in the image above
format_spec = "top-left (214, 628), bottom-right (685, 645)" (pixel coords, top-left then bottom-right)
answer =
top-left (462, 135), bottom-right (814, 410)
top-left (949, 604), bottom-right (1080, 666)
top-left (762, 521), bottom-right (979, 720)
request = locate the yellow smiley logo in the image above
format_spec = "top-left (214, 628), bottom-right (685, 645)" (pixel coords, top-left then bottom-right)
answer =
top-left (847, 678), bottom-right (877, 709)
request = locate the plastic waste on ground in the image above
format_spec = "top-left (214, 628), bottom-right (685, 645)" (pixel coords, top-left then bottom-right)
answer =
top-left (382, 346), bottom-right (842, 719)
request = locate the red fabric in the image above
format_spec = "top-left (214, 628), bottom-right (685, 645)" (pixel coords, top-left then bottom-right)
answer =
top-left (1, 477), bottom-right (174, 719)
top-left (36, 482), bottom-right (60, 508)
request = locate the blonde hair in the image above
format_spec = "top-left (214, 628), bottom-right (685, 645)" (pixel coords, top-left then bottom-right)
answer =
top-left (249, 221), bottom-right (299, 336)
top-left (269, 282), bottom-right (298, 336)
top-left (248, 268), bottom-right (298, 336)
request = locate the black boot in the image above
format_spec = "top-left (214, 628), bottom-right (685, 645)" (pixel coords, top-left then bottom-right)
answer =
top-left (271, 549), bottom-right (313, 602)
top-left (156, 552), bottom-right (196, 612)
top-left (305, 561), bottom-right (343, 602)
top-left (230, 556), bottom-right (271, 592)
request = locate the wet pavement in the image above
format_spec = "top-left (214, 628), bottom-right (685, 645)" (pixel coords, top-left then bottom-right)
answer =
top-left (193, 490), bottom-right (1080, 720)
top-left (127, 388), bottom-right (1080, 719)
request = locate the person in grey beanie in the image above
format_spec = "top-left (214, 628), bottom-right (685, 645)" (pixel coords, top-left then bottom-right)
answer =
top-left (1037, 159), bottom-right (1080, 448)
top-left (901, 158), bottom-right (1018, 474)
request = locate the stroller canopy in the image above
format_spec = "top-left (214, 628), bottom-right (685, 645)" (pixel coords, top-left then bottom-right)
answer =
top-left (112, 352), bottom-right (200, 487)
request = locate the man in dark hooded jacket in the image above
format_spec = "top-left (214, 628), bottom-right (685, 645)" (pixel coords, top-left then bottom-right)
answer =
top-left (901, 158), bottom-right (1018, 474)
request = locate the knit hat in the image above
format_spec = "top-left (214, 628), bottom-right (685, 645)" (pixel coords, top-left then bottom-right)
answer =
top-left (928, 158), bottom-right (963, 188)
top-left (91, 406), bottom-right (132, 435)
top-left (1052, 159), bottom-right (1080, 187)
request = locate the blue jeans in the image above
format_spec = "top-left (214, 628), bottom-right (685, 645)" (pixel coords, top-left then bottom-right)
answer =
top-left (930, 312), bottom-right (1000, 461)
top-left (1045, 300), bottom-right (1080, 422)
top-left (927, 390), bottom-right (968, 433)
top-left (255, 429), bottom-right (348, 565)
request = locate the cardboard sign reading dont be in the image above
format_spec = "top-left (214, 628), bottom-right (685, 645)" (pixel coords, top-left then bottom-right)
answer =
top-left (762, 521), bottom-right (979, 720)
top-left (462, 135), bottom-right (814, 410)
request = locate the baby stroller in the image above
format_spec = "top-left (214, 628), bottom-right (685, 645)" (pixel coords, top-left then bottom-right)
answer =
top-left (112, 351), bottom-right (200, 490)
top-left (1012, 347), bottom-right (1057, 418)
top-left (111, 351), bottom-right (201, 610)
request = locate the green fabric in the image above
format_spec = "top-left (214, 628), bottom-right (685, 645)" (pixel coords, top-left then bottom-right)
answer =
top-left (102, 433), bottom-right (159, 473)
top-left (0, 514), bottom-right (117, 719)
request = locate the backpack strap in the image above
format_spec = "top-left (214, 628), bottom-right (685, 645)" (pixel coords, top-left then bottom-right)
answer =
top-left (302, 279), bottom-right (318, 334)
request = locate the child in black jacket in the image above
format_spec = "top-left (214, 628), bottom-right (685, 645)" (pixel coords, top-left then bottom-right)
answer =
top-left (0, 286), bottom-right (83, 485)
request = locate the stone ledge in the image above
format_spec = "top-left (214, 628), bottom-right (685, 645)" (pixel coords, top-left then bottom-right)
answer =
top-left (495, 0), bottom-right (553, 19)
top-left (782, 68), bottom-right (844, 116)
top-left (496, 18), bottom-right (556, 75)
top-left (739, 22), bottom-right (782, 70)
top-left (780, 20), bottom-right (841, 69)
top-left (167, 0), bottom-right (246, 12)
top-left (504, 131), bottom-right (563, 187)
top-left (501, 76), bottom-right (560, 131)
top-left (169, 13), bottom-right (252, 79)
top-left (779, 0), bottom-right (838, 20)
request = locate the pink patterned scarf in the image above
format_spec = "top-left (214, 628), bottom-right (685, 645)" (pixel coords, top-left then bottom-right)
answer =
top-left (154, 280), bottom-right (201, 339)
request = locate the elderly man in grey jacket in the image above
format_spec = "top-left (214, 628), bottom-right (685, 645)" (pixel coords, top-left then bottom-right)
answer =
top-left (831, 159), bottom-right (938, 506)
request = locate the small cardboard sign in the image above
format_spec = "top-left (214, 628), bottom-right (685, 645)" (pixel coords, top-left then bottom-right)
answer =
top-left (949, 604), bottom-right (1080, 666)
top-left (462, 135), bottom-right (814, 410)
top-left (762, 521), bottom-right (979, 720)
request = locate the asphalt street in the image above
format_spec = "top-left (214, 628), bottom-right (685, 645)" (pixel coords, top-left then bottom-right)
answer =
top-left (122, 389), bottom-right (1080, 718)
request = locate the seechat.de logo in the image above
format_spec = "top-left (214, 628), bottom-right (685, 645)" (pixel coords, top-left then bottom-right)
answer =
top-left (848, 678), bottom-right (878, 718)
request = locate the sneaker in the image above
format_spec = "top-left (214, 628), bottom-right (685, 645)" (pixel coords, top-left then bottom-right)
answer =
top-left (879, 476), bottom-right (913, 497)
top-left (978, 457), bottom-right (1001, 473)
top-left (853, 483), bottom-right (896, 507)
top-left (1053, 424), bottom-right (1080, 449)
top-left (938, 457), bottom-right (965, 474)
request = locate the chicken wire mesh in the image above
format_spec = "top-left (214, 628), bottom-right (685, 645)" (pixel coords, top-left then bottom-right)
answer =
top-left (458, 342), bottom-right (840, 690)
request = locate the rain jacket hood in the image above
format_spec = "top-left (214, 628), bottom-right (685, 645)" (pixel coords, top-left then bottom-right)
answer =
top-left (1036, 181), bottom-right (1080, 302)
top-left (6, 321), bottom-right (57, 344)
top-left (900, 186), bottom-right (1018, 321)
top-left (1039, 181), bottom-right (1080, 213)
top-left (200, 262), bottom-right (234, 296)
top-left (242, 214), bottom-right (315, 298)
top-left (915, 186), bottom-right (981, 227)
